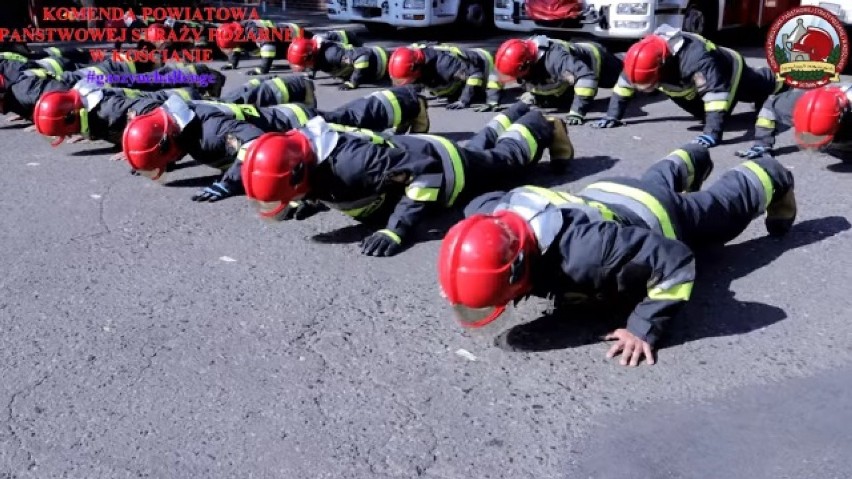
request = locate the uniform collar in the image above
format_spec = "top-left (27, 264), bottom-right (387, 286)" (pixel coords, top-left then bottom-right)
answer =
top-left (161, 94), bottom-right (196, 130)
top-left (72, 80), bottom-right (104, 110)
top-left (301, 116), bottom-right (339, 164)
top-left (654, 24), bottom-right (685, 54)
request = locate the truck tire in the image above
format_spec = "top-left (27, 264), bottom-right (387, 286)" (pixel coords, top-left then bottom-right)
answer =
top-left (457, 0), bottom-right (494, 30)
top-left (682, 1), bottom-right (718, 39)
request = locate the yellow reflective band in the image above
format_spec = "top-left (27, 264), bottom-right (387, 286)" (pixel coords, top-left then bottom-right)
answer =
top-left (574, 86), bottom-right (595, 97)
top-left (258, 20), bottom-right (275, 28)
top-left (47, 47), bottom-right (62, 57)
top-left (466, 78), bottom-right (483, 87)
top-left (587, 200), bottom-right (616, 221)
top-left (249, 78), bottom-right (261, 86)
top-left (660, 86), bottom-right (696, 98)
top-left (431, 82), bottom-right (462, 97)
top-left (378, 229), bottom-right (401, 243)
top-left (79, 108), bottom-right (89, 136)
top-left (233, 47), bottom-right (243, 53)
top-left (725, 48), bottom-right (744, 108)
top-left (43, 57), bottom-right (63, 76)
top-left (91, 67), bottom-right (105, 76)
top-left (121, 88), bottom-right (139, 98)
top-left (742, 161), bottom-right (775, 207)
top-left (341, 194), bottom-right (386, 218)
top-left (353, 61), bottom-right (369, 69)
top-left (704, 100), bottom-right (728, 112)
top-left (531, 82), bottom-right (569, 97)
top-left (339, 30), bottom-right (349, 44)
top-left (260, 50), bottom-right (277, 58)
top-left (524, 185), bottom-right (572, 205)
top-left (175, 89), bottom-right (192, 100)
top-left (613, 85), bottom-right (634, 97)
top-left (586, 182), bottom-right (677, 239)
top-left (671, 148), bottom-right (694, 190)
top-left (431, 135), bottom-right (465, 206)
top-left (494, 114), bottom-right (511, 131)
top-left (374, 47), bottom-right (388, 78)
top-left (406, 186), bottom-right (440, 202)
top-left (284, 104), bottom-right (309, 125)
top-left (506, 123), bottom-right (538, 161)
top-left (487, 81), bottom-right (502, 90)
top-left (30, 69), bottom-right (47, 77)
top-left (1, 52), bottom-right (28, 63)
top-left (756, 117), bottom-right (775, 129)
top-left (271, 77), bottom-right (290, 103)
top-left (380, 90), bottom-right (402, 128)
top-left (648, 281), bottom-right (694, 301)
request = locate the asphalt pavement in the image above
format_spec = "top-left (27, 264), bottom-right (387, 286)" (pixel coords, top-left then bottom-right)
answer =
top-left (2, 23), bottom-right (852, 479)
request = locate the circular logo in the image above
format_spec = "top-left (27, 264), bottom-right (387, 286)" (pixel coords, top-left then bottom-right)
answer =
top-left (765, 6), bottom-right (850, 89)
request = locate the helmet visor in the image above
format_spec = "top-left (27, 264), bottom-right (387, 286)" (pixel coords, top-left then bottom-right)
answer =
top-left (634, 82), bottom-right (658, 92)
top-left (497, 71), bottom-right (517, 84)
top-left (253, 200), bottom-right (289, 222)
top-left (795, 130), bottom-right (834, 149)
top-left (451, 302), bottom-right (525, 342)
top-left (135, 167), bottom-right (167, 183)
top-left (392, 76), bottom-right (415, 86)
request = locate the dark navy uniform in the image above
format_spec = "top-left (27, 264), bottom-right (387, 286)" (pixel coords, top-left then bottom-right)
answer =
top-left (75, 86), bottom-right (202, 145)
top-left (520, 36), bottom-right (622, 120)
top-left (408, 43), bottom-right (502, 106)
top-left (465, 146), bottom-right (793, 346)
top-left (153, 86), bottom-right (427, 196)
top-left (742, 83), bottom-right (852, 158)
top-left (314, 44), bottom-right (391, 89)
top-left (244, 102), bottom-right (555, 245)
top-left (0, 53), bottom-right (36, 83)
top-left (604, 26), bottom-right (785, 143)
top-left (20, 56), bottom-right (79, 80)
top-left (219, 75), bottom-right (316, 108)
top-left (0, 75), bottom-right (70, 118)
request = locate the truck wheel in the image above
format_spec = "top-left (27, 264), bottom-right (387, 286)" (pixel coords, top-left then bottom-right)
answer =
top-left (364, 22), bottom-right (397, 35)
top-left (458, 0), bottom-right (494, 30)
top-left (682, 1), bottom-right (718, 39)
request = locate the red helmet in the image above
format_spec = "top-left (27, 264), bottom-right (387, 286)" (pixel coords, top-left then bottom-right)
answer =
top-left (241, 131), bottom-right (317, 219)
top-left (792, 86), bottom-right (850, 149)
top-left (145, 23), bottom-right (167, 46)
top-left (388, 47), bottom-right (426, 85)
top-left (438, 211), bottom-right (538, 332)
top-left (33, 90), bottom-right (85, 146)
top-left (495, 39), bottom-right (537, 81)
top-left (215, 22), bottom-right (245, 51)
top-left (791, 27), bottom-right (834, 62)
top-left (0, 74), bottom-right (7, 114)
top-left (122, 108), bottom-right (184, 181)
top-left (624, 34), bottom-right (671, 91)
top-left (287, 38), bottom-right (318, 72)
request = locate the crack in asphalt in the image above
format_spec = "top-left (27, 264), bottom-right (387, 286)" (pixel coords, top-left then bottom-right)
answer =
top-left (4, 374), bottom-right (51, 474)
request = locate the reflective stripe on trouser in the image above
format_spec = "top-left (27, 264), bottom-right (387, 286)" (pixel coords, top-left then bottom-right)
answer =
top-left (0, 52), bottom-right (27, 63)
top-left (641, 146), bottom-right (712, 193)
top-left (405, 134), bottom-right (466, 206)
top-left (370, 90), bottom-right (403, 128)
top-left (470, 48), bottom-right (502, 91)
top-left (671, 157), bottom-right (792, 247)
top-left (521, 186), bottom-right (616, 222)
top-left (430, 81), bottom-right (463, 98)
top-left (494, 109), bottom-right (553, 165)
top-left (467, 102), bottom-right (533, 150)
top-left (267, 77), bottom-right (291, 103)
top-left (195, 101), bottom-right (260, 121)
top-left (322, 194), bottom-right (387, 219)
top-left (271, 104), bottom-right (311, 127)
top-left (260, 44), bottom-right (277, 58)
top-left (702, 47), bottom-right (744, 113)
top-left (756, 105), bottom-right (775, 129)
top-left (36, 58), bottom-right (64, 77)
top-left (373, 47), bottom-right (388, 78)
top-left (530, 82), bottom-right (570, 97)
top-left (581, 182), bottom-right (679, 240)
top-left (328, 124), bottom-right (393, 146)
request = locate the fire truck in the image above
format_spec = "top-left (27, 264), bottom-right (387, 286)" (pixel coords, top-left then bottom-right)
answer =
top-left (326, 0), bottom-right (494, 33)
top-left (494, 0), bottom-right (801, 39)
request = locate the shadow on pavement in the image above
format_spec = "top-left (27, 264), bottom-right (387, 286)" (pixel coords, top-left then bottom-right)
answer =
top-left (69, 145), bottom-right (120, 156)
top-left (164, 174), bottom-right (223, 188)
top-left (497, 216), bottom-right (851, 353)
